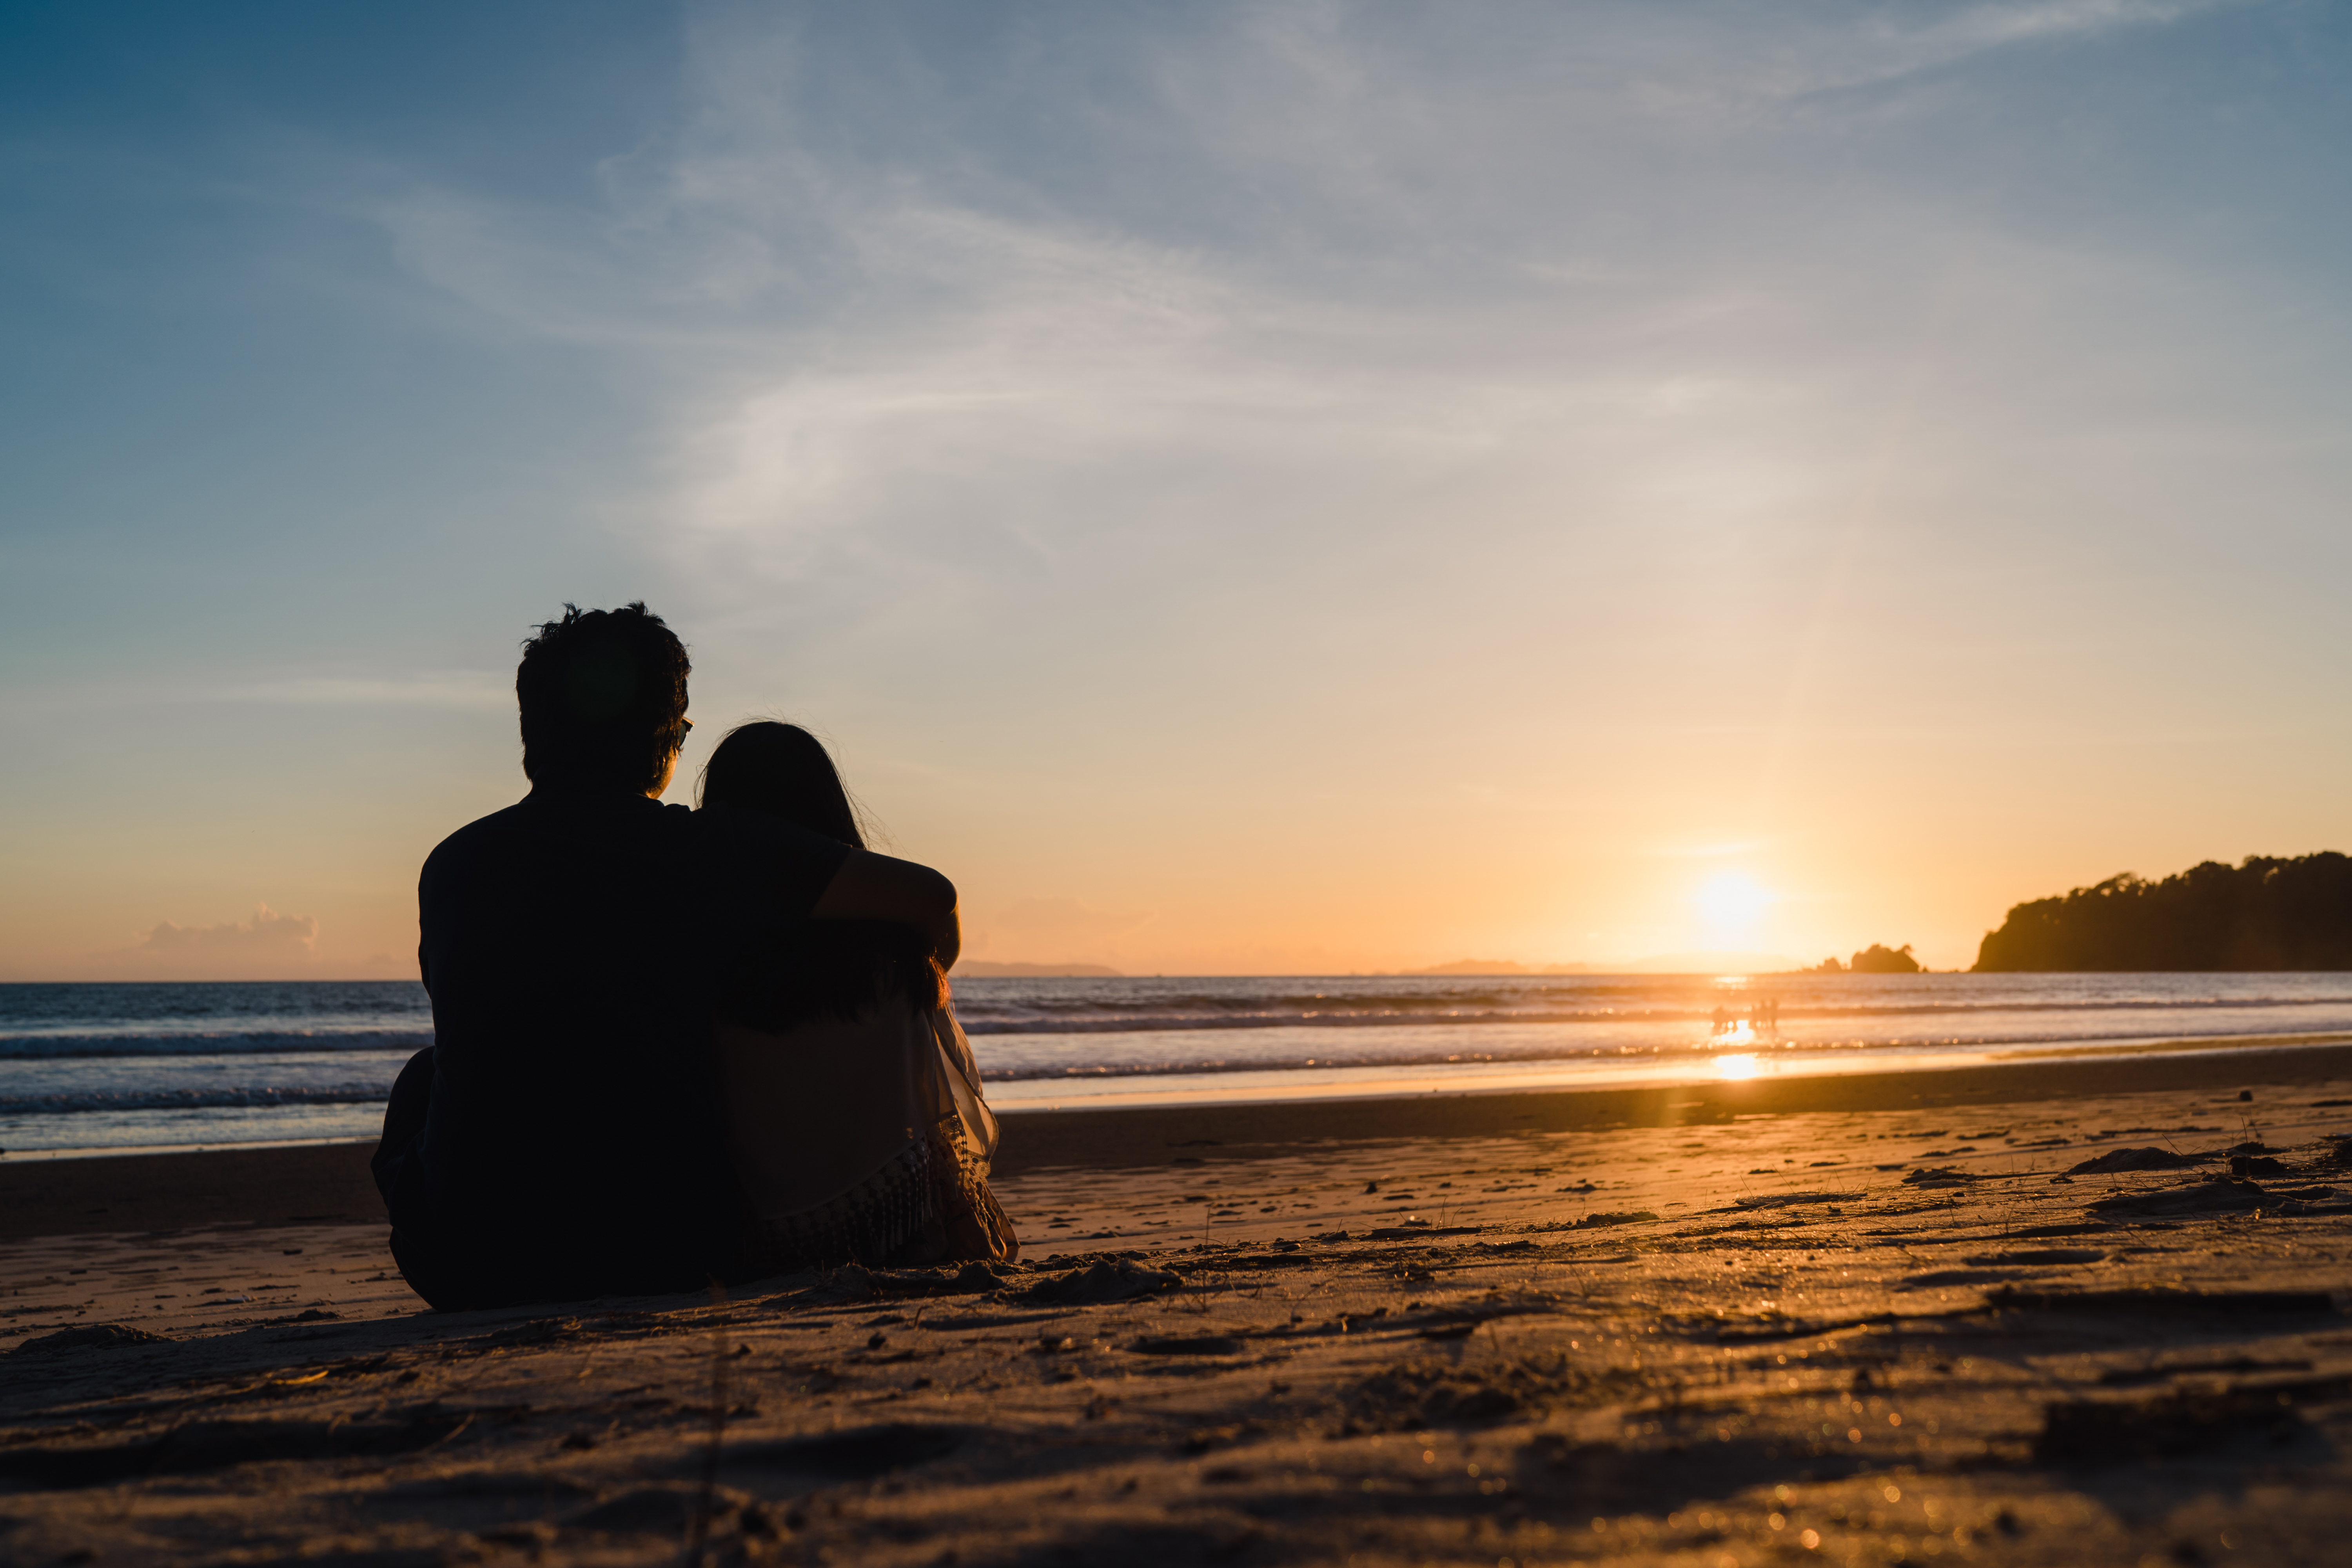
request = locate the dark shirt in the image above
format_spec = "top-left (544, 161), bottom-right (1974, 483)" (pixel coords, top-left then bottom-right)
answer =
top-left (403, 782), bottom-right (848, 1305)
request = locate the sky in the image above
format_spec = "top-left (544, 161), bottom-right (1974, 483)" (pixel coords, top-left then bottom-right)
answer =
top-left (3, 0), bottom-right (2350, 980)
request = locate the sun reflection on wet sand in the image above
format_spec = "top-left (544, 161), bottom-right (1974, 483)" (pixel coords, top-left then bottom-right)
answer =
top-left (982, 1029), bottom-right (2352, 1114)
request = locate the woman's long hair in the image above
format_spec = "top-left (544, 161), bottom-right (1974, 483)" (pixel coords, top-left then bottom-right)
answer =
top-left (698, 721), bottom-right (942, 1023)
top-left (698, 721), bottom-right (867, 847)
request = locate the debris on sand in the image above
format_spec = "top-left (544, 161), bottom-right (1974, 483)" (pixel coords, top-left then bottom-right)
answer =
top-left (1570, 1209), bottom-right (1660, 1227)
top-left (1730, 1191), bottom-right (1860, 1210)
top-left (1901, 1268), bottom-right (2031, 1290)
top-left (951, 1259), bottom-right (1028, 1291)
top-left (1902, 1167), bottom-right (1974, 1187)
top-left (2085, 1176), bottom-right (2269, 1218)
top-left (758, 1260), bottom-right (1031, 1308)
top-left (2269, 1186), bottom-right (2352, 1216)
top-left (9, 1323), bottom-right (172, 1357)
top-left (1020, 1259), bottom-right (1181, 1305)
top-left (2067, 1146), bottom-right (2209, 1174)
top-left (1367, 1224), bottom-right (1481, 1239)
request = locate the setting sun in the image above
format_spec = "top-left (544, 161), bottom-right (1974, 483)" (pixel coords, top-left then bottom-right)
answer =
top-left (1693, 873), bottom-right (1775, 938)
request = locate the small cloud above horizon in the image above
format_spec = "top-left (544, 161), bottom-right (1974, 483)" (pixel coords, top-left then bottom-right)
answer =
top-left (139, 904), bottom-right (318, 956)
top-left (74, 905), bottom-right (327, 980)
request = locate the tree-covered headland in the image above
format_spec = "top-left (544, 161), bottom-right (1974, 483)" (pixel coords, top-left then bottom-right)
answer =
top-left (1809, 944), bottom-right (1922, 974)
top-left (1974, 853), bottom-right (2352, 971)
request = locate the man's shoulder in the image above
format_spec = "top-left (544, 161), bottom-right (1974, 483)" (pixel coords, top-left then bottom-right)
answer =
top-left (417, 791), bottom-right (846, 912)
top-left (420, 793), bottom-right (687, 883)
top-left (422, 799), bottom-right (533, 877)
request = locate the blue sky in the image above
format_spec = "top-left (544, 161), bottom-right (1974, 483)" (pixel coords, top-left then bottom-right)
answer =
top-left (4, 1), bottom-right (2349, 977)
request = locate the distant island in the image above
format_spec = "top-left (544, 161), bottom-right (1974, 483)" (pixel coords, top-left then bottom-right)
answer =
top-left (1975, 852), bottom-right (2352, 971)
top-left (1807, 943), bottom-right (1923, 975)
top-left (956, 961), bottom-right (1124, 978)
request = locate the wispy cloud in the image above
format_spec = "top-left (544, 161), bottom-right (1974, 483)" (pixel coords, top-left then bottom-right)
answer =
top-left (343, 1), bottom-right (2258, 588)
top-left (176, 3), bottom-right (2338, 756)
top-left (1917, 0), bottom-right (2224, 55)
top-left (202, 672), bottom-right (510, 709)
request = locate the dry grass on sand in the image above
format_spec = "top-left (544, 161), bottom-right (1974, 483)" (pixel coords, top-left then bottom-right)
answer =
top-left (8, 1076), bottom-right (2352, 1566)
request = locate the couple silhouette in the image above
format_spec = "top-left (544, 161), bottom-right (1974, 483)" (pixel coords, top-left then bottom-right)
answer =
top-left (372, 604), bottom-right (1016, 1310)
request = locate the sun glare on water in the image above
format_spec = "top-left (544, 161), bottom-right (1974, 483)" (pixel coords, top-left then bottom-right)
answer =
top-left (1713, 1054), bottom-right (1761, 1080)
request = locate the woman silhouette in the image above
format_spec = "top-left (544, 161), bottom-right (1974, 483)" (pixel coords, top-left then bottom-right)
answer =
top-left (699, 721), bottom-right (1018, 1273)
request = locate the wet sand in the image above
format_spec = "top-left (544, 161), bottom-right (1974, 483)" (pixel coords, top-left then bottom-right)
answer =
top-left (5, 1046), bottom-right (2352, 1564)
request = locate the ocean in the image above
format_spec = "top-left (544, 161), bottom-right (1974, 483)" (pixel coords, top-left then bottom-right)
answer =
top-left (6, 972), bottom-right (2352, 1158)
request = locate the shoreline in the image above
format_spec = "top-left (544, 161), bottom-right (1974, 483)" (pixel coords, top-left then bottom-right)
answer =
top-left (7, 1036), bottom-right (2352, 1243)
top-left (12, 1027), bottom-right (2352, 1165)
top-left (978, 1026), bottom-right (2352, 1111)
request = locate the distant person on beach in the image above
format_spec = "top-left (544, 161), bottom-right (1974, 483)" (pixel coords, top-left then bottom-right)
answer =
top-left (697, 720), bottom-right (1017, 1271)
top-left (372, 604), bottom-right (960, 1310)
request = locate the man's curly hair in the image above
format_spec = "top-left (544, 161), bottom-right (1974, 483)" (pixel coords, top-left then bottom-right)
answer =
top-left (515, 603), bottom-right (691, 794)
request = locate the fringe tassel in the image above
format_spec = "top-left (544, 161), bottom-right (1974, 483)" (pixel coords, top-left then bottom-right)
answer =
top-left (754, 1136), bottom-right (937, 1271)
top-left (744, 1113), bottom-right (1018, 1275)
top-left (924, 1113), bottom-right (1021, 1263)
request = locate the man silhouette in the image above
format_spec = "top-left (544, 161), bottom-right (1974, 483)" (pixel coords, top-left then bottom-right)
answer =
top-left (373, 604), bottom-right (958, 1308)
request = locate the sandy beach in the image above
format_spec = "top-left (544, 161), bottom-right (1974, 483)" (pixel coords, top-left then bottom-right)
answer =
top-left (7, 1044), bottom-right (2352, 1565)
